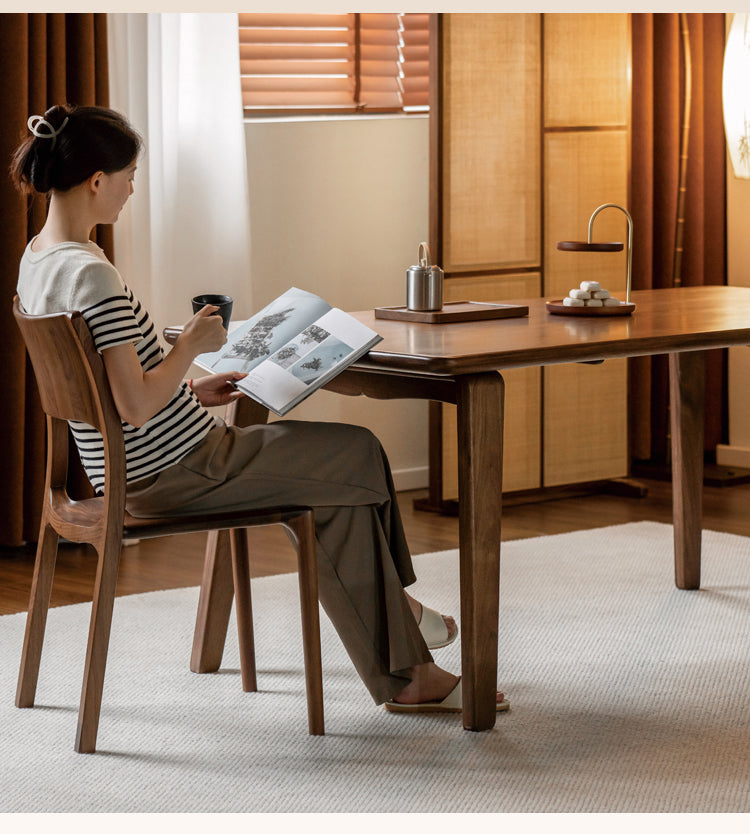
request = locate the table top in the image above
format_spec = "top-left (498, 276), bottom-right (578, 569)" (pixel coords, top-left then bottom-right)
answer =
top-left (347, 286), bottom-right (750, 376)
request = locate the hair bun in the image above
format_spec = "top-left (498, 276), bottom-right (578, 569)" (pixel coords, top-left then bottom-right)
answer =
top-left (11, 103), bottom-right (141, 196)
top-left (28, 105), bottom-right (71, 151)
top-left (43, 104), bottom-right (71, 128)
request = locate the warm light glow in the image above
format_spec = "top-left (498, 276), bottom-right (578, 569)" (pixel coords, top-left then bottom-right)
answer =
top-left (723, 13), bottom-right (750, 180)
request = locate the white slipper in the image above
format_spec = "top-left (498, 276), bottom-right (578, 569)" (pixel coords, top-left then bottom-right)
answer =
top-left (418, 603), bottom-right (458, 650)
top-left (384, 679), bottom-right (510, 714)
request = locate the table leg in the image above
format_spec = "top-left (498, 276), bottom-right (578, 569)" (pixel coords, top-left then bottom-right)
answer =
top-left (456, 372), bottom-right (505, 730)
top-left (669, 350), bottom-right (706, 590)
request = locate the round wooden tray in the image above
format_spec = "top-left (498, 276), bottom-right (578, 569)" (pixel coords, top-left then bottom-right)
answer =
top-left (546, 299), bottom-right (636, 317)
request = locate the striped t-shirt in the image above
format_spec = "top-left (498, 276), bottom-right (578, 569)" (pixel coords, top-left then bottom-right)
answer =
top-left (17, 238), bottom-right (214, 493)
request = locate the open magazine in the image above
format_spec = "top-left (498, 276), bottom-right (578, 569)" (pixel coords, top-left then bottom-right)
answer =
top-left (194, 287), bottom-right (383, 416)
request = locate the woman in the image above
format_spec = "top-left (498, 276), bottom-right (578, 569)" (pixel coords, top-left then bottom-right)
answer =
top-left (12, 104), bottom-right (507, 714)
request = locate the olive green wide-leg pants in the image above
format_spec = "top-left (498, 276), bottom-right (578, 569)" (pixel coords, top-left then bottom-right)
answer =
top-left (126, 420), bottom-right (433, 703)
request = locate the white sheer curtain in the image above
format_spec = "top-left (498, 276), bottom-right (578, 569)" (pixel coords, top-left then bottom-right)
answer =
top-left (107, 13), bottom-right (252, 335)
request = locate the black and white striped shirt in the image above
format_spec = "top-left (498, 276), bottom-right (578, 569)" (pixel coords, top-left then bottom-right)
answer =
top-left (18, 239), bottom-right (214, 493)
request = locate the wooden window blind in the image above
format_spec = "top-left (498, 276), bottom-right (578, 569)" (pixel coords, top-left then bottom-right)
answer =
top-left (238, 12), bottom-right (430, 115)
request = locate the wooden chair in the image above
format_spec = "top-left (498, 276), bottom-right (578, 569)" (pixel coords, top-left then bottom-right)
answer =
top-left (12, 296), bottom-right (324, 753)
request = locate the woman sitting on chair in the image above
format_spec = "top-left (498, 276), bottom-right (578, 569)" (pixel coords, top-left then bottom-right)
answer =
top-left (11, 104), bottom-right (508, 715)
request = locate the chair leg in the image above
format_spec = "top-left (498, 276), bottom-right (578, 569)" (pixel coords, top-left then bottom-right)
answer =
top-left (230, 528), bottom-right (257, 692)
top-left (191, 530), bottom-right (235, 674)
top-left (287, 511), bottom-right (324, 736)
top-left (75, 529), bottom-right (122, 753)
top-left (16, 523), bottom-right (59, 709)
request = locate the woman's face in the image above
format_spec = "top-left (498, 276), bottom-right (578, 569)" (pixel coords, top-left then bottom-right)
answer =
top-left (97, 161), bottom-right (137, 223)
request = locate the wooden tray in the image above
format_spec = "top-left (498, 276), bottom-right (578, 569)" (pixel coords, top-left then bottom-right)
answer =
top-left (556, 241), bottom-right (624, 252)
top-left (546, 299), bottom-right (635, 317)
top-left (375, 300), bottom-right (529, 324)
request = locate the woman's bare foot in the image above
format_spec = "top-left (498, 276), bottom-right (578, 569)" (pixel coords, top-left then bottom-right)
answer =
top-left (405, 591), bottom-right (457, 644)
top-left (392, 662), bottom-right (505, 706)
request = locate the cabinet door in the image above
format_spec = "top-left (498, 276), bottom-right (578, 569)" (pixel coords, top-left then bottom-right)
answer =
top-left (441, 13), bottom-right (541, 271)
top-left (545, 131), bottom-right (629, 300)
top-left (543, 359), bottom-right (628, 487)
top-left (544, 13), bottom-right (630, 129)
top-left (542, 15), bottom-right (630, 486)
top-left (441, 274), bottom-right (542, 499)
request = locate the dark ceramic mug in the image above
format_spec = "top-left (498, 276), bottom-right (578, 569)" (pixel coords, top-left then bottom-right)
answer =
top-left (191, 294), bottom-right (233, 330)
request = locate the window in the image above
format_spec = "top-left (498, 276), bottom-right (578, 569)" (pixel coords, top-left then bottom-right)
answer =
top-left (238, 13), bottom-right (430, 116)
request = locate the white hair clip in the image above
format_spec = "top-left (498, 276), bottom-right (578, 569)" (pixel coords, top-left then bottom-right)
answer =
top-left (27, 114), bottom-right (69, 149)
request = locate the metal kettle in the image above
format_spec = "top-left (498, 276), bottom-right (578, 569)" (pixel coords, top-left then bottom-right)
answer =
top-left (406, 242), bottom-right (443, 312)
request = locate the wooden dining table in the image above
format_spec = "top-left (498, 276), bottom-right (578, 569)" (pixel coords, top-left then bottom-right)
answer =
top-left (169, 285), bottom-right (750, 732)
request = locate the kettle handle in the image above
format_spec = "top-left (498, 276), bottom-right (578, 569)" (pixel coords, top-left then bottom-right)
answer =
top-left (418, 241), bottom-right (432, 268)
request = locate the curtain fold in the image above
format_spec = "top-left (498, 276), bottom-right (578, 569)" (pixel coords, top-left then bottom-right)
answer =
top-left (629, 12), bottom-right (727, 467)
top-left (107, 13), bottom-right (252, 340)
top-left (0, 14), bottom-right (110, 547)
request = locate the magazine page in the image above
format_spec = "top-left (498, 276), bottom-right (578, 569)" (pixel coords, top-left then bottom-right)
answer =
top-left (235, 307), bottom-right (382, 416)
top-left (194, 287), bottom-right (332, 374)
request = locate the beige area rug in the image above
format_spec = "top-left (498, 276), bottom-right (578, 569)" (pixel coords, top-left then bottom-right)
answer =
top-left (1, 521), bottom-right (750, 813)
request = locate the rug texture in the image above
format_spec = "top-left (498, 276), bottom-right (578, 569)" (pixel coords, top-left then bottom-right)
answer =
top-left (2, 521), bottom-right (750, 813)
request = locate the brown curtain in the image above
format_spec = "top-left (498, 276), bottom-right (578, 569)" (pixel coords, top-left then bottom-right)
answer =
top-left (0, 13), bottom-right (111, 547)
top-left (630, 13), bottom-right (727, 468)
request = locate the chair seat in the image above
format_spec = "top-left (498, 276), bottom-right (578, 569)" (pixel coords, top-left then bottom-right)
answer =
top-left (123, 504), bottom-right (315, 540)
top-left (48, 494), bottom-right (314, 542)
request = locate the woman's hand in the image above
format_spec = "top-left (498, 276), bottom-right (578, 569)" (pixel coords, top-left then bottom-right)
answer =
top-left (191, 372), bottom-right (248, 407)
top-left (178, 305), bottom-right (228, 355)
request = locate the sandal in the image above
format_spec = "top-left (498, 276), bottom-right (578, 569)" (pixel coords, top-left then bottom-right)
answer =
top-left (418, 603), bottom-right (458, 650)
top-left (384, 679), bottom-right (510, 714)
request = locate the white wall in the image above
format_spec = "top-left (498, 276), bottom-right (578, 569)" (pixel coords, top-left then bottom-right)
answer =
top-left (243, 116), bottom-right (431, 489)
top-left (716, 16), bottom-right (750, 470)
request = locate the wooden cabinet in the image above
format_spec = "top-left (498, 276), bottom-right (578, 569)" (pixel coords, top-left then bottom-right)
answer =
top-left (430, 13), bottom-right (631, 502)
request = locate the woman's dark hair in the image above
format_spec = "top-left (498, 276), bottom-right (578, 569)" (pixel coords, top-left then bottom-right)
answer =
top-left (10, 104), bottom-right (143, 195)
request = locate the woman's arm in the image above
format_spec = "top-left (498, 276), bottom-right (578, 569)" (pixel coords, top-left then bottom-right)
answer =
top-left (101, 305), bottom-right (227, 427)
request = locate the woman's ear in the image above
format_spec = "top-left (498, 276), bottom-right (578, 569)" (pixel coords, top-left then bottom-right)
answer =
top-left (87, 171), bottom-right (105, 194)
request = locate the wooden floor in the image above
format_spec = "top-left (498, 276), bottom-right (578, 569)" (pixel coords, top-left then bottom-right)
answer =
top-left (2, 478), bottom-right (750, 616)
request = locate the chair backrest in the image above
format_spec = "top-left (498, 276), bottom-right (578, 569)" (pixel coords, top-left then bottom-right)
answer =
top-left (13, 295), bottom-right (116, 429)
top-left (13, 295), bottom-right (126, 512)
